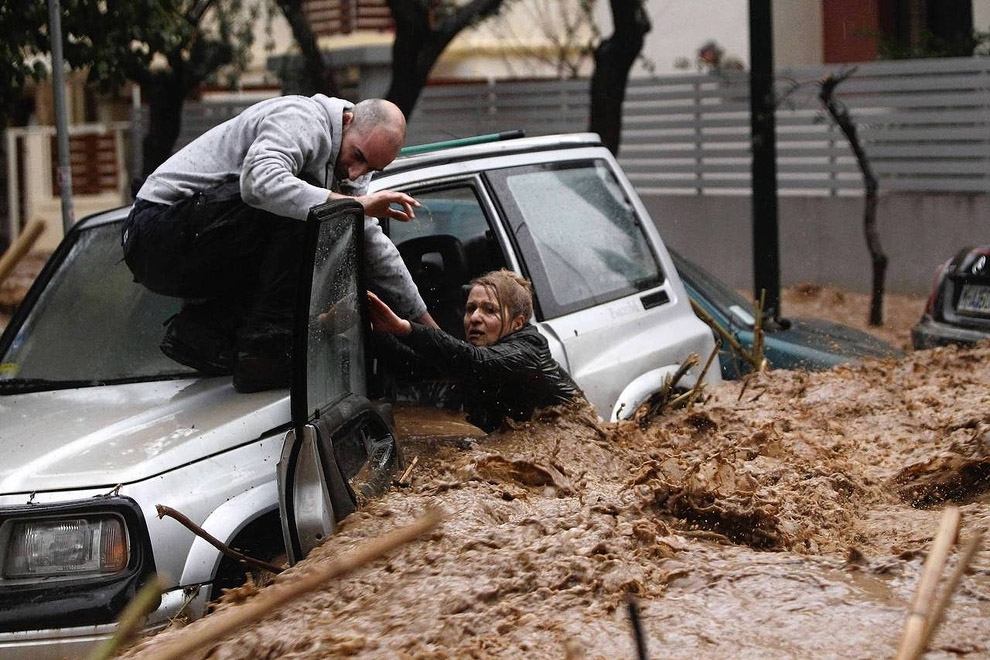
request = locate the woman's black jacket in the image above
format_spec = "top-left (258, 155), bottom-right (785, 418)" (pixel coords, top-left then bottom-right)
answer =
top-left (377, 323), bottom-right (582, 432)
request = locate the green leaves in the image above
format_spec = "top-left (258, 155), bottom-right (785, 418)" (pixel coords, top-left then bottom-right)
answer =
top-left (1, 0), bottom-right (260, 122)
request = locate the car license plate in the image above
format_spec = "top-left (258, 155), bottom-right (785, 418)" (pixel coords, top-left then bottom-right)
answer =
top-left (957, 283), bottom-right (990, 316)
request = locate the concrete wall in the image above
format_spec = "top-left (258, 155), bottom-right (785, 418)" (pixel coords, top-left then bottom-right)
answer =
top-left (642, 192), bottom-right (989, 296)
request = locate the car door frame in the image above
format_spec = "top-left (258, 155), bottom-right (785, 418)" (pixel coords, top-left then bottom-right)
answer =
top-left (372, 146), bottom-right (719, 420)
top-left (373, 173), bottom-right (572, 371)
top-left (277, 200), bottom-right (403, 566)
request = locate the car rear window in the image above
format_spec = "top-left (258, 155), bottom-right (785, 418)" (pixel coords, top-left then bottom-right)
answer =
top-left (487, 160), bottom-right (663, 318)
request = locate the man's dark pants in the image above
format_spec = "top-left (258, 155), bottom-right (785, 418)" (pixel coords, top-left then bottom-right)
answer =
top-left (122, 181), bottom-right (306, 382)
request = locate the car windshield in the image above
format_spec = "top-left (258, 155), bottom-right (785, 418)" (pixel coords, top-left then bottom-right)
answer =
top-left (0, 219), bottom-right (190, 392)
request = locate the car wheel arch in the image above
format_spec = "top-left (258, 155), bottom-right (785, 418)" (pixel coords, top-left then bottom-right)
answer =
top-left (177, 479), bottom-right (280, 590)
top-left (210, 508), bottom-right (286, 599)
top-left (610, 365), bottom-right (701, 422)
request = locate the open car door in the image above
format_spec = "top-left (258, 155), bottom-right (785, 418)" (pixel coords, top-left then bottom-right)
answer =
top-left (277, 199), bottom-right (403, 566)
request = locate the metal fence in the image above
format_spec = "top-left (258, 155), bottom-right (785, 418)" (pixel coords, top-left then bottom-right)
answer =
top-left (623, 58), bottom-right (990, 195)
top-left (150, 57), bottom-right (990, 195)
top-left (405, 58), bottom-right (990, 195)
top-left (404, 79), bottom-right (591, 145)
top-left (12, 55), bottom-right (990, 239)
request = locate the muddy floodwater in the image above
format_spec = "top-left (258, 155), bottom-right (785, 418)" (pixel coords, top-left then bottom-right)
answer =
top-left (123, 342), bottom-right (990, 659)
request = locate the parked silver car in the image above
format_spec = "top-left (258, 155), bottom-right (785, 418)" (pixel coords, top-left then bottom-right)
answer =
top-left (0, 133), bottom-right (719, 658)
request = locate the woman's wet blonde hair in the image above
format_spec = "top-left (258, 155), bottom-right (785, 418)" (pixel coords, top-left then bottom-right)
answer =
top-left (469, 269), bottom-right (533, 328)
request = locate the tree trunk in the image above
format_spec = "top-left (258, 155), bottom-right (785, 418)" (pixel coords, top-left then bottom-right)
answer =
top-left (907, 0), bottom-right (925, 53)
top-left (385, 0), bottom-right (506, 119)
top-left (864, 175), bottom-right (886, 326)
top-left (588, 0), bottom-right (650, 155)
top-left (385, 0), bottom-right (436, 117)
top-left (274, 0), bottom-right (338, 96)
top-left (819, 72), bottom-right (887, 326)
top-left (134, 3), bottom-right (241, 183)
top-left (140, 71), bottom-right (188, 180)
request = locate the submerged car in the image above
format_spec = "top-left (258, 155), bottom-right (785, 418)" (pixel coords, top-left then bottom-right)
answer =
top-left (669, 248), bottom-right (904, 379)
top-left (911, 245), bottom-right (990, 349)
top-left (0, 132), bottom-right (718, 658)
top-left (0, 201), bottom-right (402, 659)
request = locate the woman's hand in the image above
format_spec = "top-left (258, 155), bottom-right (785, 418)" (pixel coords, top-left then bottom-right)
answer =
top-left (367, 292), bottom-right (412, 336)
top-left (316, 292), bottom-right (359, 333)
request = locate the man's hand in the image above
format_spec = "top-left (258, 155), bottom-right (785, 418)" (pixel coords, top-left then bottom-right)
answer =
top-left (367, 292), bottom-right (413, 336)
top-left (355, 190), bottom-right (420, 222)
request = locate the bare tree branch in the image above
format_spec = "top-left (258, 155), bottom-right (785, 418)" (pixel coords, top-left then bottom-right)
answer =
top-left (819, 69), bottom-right (888, 326)
top-left (157, 504), bottom-right (284, 575)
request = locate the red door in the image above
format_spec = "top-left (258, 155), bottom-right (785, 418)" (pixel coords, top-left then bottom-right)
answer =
top-left (822, 0), bottom-right (881, 63)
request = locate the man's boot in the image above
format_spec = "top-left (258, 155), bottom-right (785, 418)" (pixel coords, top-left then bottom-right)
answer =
top-left (232, 324), bottom-right (293, 393)
top-left (160, 303), bottom-right (237, 376)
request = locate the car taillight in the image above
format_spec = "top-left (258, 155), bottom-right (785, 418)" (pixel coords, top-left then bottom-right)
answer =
top-left (923, 260), bottom-right (951, 316)
top-left (2, 515), bottom-right (129, 580)
top-left (970, 248), bottom-right (990, 275)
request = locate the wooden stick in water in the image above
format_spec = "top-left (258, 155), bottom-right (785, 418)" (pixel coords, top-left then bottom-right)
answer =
top-left (397, 455), bottom-right (419, 486)
top-left (895, 506), bottom-right (961, 660)
top-left (923, 526), bottom-right (984, 648)
top-left (140, 508), bottom-right (442, 660)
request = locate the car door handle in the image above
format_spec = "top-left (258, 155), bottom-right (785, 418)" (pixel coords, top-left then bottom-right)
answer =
top-left (641, 290), bottom-right (670, 310)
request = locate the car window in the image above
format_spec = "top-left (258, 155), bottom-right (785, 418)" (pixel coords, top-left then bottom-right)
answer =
top-left (299, 209), bottom-right (367, 418)
top-left (486, 160), bottom-right (663, 318)
top-left (0, 221), bottom-right (188, 388)
top-left (668, 248), bottom-right (756, 328)
top-left (390, 187), bottom-right (489, 247)
top-left (386, 185), bottom-right (506, 338)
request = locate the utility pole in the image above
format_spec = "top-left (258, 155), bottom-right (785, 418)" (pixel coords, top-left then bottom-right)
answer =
top-left (748, 0), bottom-right (780, 322)
top-left (48, 0), bottom-right (75, 234)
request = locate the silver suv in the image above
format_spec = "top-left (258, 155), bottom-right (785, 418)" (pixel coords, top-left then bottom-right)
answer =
top-left (0, 133), bottom-right (718, 659)
top-left (373, 133), bottom-right (720, 418)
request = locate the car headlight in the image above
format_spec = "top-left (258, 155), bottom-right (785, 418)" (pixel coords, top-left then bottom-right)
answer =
top-left (3, 515), bottom-right (129, 580)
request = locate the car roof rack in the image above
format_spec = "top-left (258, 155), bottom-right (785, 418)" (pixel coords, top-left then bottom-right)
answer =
top-left (399, 129), bottom-right (526, 157)
top-left (378, 132), bottom-right (603, 178)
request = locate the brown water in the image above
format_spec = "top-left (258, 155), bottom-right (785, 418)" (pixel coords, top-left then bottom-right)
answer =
top-left (123, 344), bottom-right (990, 659)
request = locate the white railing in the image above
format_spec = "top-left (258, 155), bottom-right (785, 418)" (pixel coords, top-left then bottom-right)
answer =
top-left (5, 122), bottom-right (131, 248)
top-left (620, 58), bottom-right (990, 194)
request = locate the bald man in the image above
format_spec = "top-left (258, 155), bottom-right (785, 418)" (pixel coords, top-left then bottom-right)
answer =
top-left (123, 96), bottom-right (434, 392)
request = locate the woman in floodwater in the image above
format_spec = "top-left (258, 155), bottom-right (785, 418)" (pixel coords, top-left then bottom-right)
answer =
top-left (367, 269), bottom-right (583, 432)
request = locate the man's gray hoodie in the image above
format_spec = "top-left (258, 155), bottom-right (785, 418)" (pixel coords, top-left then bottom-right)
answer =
top-left (136, 94), bottom-right (426, 319)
